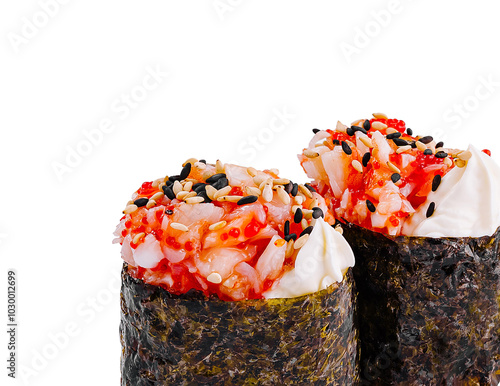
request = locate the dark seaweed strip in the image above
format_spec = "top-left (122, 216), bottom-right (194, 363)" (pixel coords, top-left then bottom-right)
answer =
top-left (342, 223), bottom-right (500, 385)
top-left (120, 264), bottom-right (359, 385)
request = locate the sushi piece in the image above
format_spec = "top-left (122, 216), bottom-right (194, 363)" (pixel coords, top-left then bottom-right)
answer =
top-left (114, 160), bottom-right (359, 384)
top-left (300, 114), bottom-right (500, 385)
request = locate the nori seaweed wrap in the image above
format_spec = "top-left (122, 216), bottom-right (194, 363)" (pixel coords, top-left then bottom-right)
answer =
top-left (120, 263), bottom-right (358, 385)
top-left (114, 160), bottom-right (359, 384)
top-left (342, 222), bottom-right (500, 385)
top-left (299, 114), bottom-right (500, 384)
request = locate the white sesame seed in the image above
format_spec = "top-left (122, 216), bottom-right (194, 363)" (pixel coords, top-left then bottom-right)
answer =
top-left (345, 140), bottom-right (356, 148)
top-left (416, 141), bottom-right (428, 152)
top-left (253, 175), bottom-right (267, 186)
top-left (216, 160), bottom-right (225, 174)
top-left (183, 181), bottom-right (193, 192)
top-left (302, 209), bottom-right (313, 219)
top-left (170, 222), bottom-right (189, 232)
top-left (396, 145), bottom-right (412, 154)
top-left (245, 186), bottom-right (261, 196)
top-left (214, 186), bottom-right (232, 200)
top-left (207, 272), bottom-right (222, 284)
top-left (371, 121), bottom-right (387, 130)
top-left (194, 161), bottom-right (206, 170)
top-left (146, 199), bottom-right (157, 209)
top-left (216, 195), bottom-right (241, 203)
top-left (336, 121), bottom-right (347, 133)
top-left (285, 240), bottom-right (295, 258)
top-left (273, 178), bottom-right (290, 185)
top-left (308, 198), bottom-right (318, 210)
top-left (262, 183), bottom-right (273, 202)
top-left (205, 185), bottom-right (217, 200)
top-left (352, 160), bottom-right (363, 173)
top-left (294, 195), bottom-right (304, 205)
top-left (386, 127), bottom-right (398, 135)
top-left (292, 205), bottom-right (301, 214)
top-left (151, 191), bottom-right (164, 202)
top-left (359, 135), bottom-right (374, 148)
top-left (152, 178), bottom-right (163, 189)
top-left (202, 171), bottom-right (214, 180)
top-left (299, 184), bottom-right (313, 199)
top-left (444, 157), bottom-right (453, 167)
top-left (335, 225), bottom-right (344, 235)
top-left (173, 180), bottom-right (183, 196)
top-left (457, 150), bottom-right (472, 161)
top-left (387, 161), bottom-right (401, 174)
top-left (372, 112), bottom-right (388, 120)
top-left (209, 221), bottom-right (227, 231)
top-left (133, 232), bottom-right (145, 244)
top-left (351, 119), bottom-right (364, 126)
top-left (123, 204), bottom-right (138, 214)
top-left (303, 149), bottom-right (320, 158)
top-left (301, 218), bottom-right (308, 230)
top-left (176, 191), bottom-right (194, 200)
top-left (294, 234), bottom-right (309, 249)
top-left (186, 197), bottom-right (205, 204)
top-left (276, 186), bottom-right (290, 205)
top-left (247, 167), bottom-right (258, 177)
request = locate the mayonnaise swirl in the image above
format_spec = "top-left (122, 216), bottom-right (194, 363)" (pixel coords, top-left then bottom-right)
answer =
top-left (263, 217), bottom-right (355, 298)
top-left (402, 145), bottom-right (500, 237)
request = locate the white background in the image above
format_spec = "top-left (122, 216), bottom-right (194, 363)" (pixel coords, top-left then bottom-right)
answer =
top-left (1, 1), bottom-right (499, 385)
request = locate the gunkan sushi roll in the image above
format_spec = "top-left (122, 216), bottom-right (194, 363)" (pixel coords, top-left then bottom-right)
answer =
top-left (299, 114), bottom-right (500, 384)
top-left (113, 159), bottom-right (359, 384)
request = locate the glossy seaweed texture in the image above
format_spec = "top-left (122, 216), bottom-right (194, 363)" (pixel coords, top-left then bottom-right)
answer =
top-left (342, 223), bottom-right (500, 385)
top-left (120, 264), bottom-right (359, 385)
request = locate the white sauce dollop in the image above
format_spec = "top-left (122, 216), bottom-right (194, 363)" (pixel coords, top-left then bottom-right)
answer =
top-left (402, 145), bottom-right (500, 237)
top-left (263, 217), bottom-right (355, 298)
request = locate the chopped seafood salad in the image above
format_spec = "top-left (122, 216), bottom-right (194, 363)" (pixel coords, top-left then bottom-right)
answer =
top-left (299, 113), bottom-right (493, 236)
top-left (114, 160), bottom-right (354, 301)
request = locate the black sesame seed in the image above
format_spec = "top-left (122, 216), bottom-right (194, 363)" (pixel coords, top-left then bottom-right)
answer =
top-left (432, 174), bottom-right (441, 192)
top-left (291, 183), bottom-right (299, 196)
top-left (193, 182), bottom-right (207, 192)
top-left (294, 208), bottom-right (303, 223)
top-left (312, 207), bottom-right (324, 219)
top-left (196, 190), bottom-right (212, 203)
top-left (312, 128), bottom-right (320, 134)
top-left (165, 180), bottom-right (174, 187)
top-left (284, 233), bottom-right (297, 242)
top-left (237, 195), bottom-right (258, 206)
top-left (206, 173), bottom-right (226, 184)
top-left (362, 152), bottom-right (371, 167)
top-left (332, 139), bottom-right (340, 145)
top-left (435, 151), bottom-right (448, 159)
top-left (346, 127), bottom-right (355, 136)
top-left (134, 198), bottom-right (149, 207)
top-left (393, 138), bottom-right (409, 147)
top-left (169, 175), bottom-right (181, 182)
top-left (180, 163), bottom-right (192, 180)
top-left (423, 149), bottom-right (433, 155)
top-left (436, 141), bottom-right (444, 148)
top-left (212, 177), bottom-right (229, 190)
top-left (199, 159), bottom-right (207, 164)
top-left (406, 128), bottom-right (413, 136)
top-left (165, 209), bottom-right (174, 215)
top-left (419, 136), bottom-right (433, 144)
top-left (284, 182), bottom-right (293, 194)
top-left (341, 141), bottom-right (352, 155)
top-left (391, 173), bottom-right (401, 183)
top-left (304, 183), bottom-right (316, 193)
top-left (284, 220), bottom-right (290, 236)
top-left (366, 199), bottom-right (376, 213)
top-left (300, 226), bottom-right (314, 237)
top-left (354, 125), bottom-right (368, 134)
top-left (386, 132), bottom-right (402, 139)
top-left (426, 202), bottom-right (436, 218)
top-left (363, 120), bottom-right (371, 131)
top-left (162, 185), bottom-right (176, 200)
